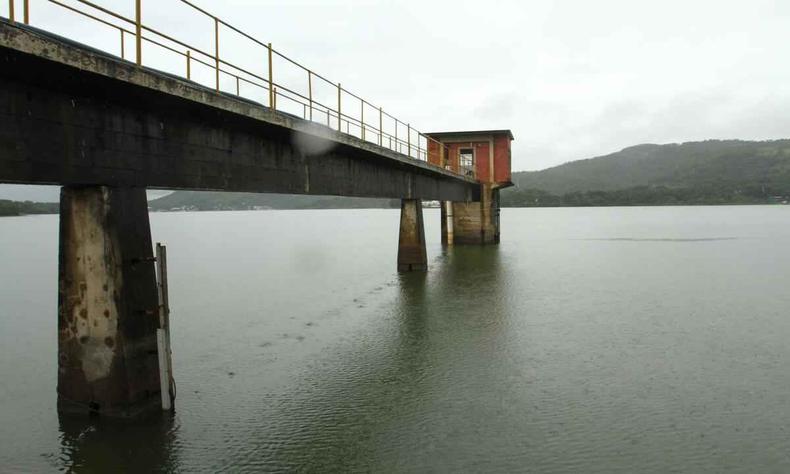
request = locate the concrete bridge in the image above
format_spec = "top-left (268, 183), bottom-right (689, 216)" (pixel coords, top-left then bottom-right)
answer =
top-left (0, 3), bottom-right (512, 418)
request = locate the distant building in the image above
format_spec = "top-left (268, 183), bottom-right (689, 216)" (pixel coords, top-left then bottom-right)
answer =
top-left (425, 130), bottom-right (513, 186)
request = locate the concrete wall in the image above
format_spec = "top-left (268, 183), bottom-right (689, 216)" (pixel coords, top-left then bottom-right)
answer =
top-left (451, 185), bottom-right (500, 244)
top-left (494, 135), bottom-right (512, 183)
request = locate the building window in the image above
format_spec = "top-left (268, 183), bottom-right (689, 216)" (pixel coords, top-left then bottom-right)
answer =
top-left (460, 148), bottom-right (474, 176)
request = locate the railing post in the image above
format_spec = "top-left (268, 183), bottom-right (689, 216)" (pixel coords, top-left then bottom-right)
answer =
top-left (394, 120), bottom-right (398, 151)
top-left (407, 123), bottom-right (411, 158)
top-left (337, 83), bottom-right (342, 132)
top-left (307, 71), bottom-right (313, 121)
top-left (186, 50), bottom-right (191, 79)
top-left (267, 43), bottom-right (274, 108)
top-left (119, 28), bottom-right (125, 59)
top-left (361, 101), bottom-right (365, 140)
top-left (214, 17), bottom-right (220, 92)
top-left (135, 0), bottom-right (141, 66)
top-left (23, 0), bottom-right (28, 24)
top-left (8, 0), bottom-right (13, 23)
top-left (273, 87), bottom-right (277, 109)
top-left (379, 107), bottom-right (383, 146)
top-left (235, 76), bottom-right (240, 95)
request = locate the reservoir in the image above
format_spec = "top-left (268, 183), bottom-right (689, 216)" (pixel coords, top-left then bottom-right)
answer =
top-left (1, 206), bottom-right (789, 472)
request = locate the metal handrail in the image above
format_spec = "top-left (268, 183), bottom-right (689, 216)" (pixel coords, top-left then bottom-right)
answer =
top-left (7, 0), bottom-right (463, 174)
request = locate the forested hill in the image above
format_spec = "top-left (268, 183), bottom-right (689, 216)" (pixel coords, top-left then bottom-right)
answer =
top-left (0, 200), bottom-right (58, 216)
top-left (502, 140), bottom-right (790, 206)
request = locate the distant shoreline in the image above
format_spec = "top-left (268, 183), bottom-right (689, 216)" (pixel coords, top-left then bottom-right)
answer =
top-left (2, 200), bottom-right (787, 217)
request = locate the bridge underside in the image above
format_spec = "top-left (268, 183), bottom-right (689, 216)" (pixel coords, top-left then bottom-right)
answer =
top-left (0, 20), bottom-right (479, 202)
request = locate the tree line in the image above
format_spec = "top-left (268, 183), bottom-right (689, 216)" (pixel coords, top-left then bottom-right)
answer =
top-left (500, 184), bottom-right (790, 207)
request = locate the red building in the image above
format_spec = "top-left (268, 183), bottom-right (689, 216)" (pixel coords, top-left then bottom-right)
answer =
top-left (425, 130), bottom-right (514, 245)
top-left (426, 129), bottom-right (514, 185)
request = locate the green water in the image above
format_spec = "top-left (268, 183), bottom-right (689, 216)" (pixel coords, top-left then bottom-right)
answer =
top-left (1, 206), bottom-right (789, 472)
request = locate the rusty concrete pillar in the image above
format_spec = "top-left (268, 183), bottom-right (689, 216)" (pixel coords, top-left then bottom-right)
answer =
top-left (58, 186), bottom-right (162, 417)
top-left (441, 200), bottom-right (454, 246)
top-left (451, 184), bottom-right (500, 245)
top-left (397, 199), bottom-right (427, 272)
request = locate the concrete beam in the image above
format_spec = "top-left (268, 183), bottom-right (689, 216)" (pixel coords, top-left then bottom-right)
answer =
top-left (397, 199), bottom-right (427, 272)
top-left (0, 21), bottom-right (479, 202)
top-left (58, 186), bottom-right (161, 417)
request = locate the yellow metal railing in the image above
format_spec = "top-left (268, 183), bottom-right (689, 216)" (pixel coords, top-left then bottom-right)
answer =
top-left (5, 0), bottom-right (469, 176)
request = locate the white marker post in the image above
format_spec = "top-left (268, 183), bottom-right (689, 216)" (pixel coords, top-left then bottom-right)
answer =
top-left (155, 243), bottom-right (174, 411)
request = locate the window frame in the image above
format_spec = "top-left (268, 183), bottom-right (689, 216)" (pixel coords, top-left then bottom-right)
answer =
top-left (459, 147), bottom-right (475, 177)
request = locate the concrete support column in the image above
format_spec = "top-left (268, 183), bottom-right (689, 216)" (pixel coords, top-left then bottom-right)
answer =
top-left (441, 200), bottom-right (454, 246)
top-left (397, 199), bottom-right (427, 272)
top-left (58, 186), bottom-right (162, 417)
top-left (451, 184), bottom-right (500, 245)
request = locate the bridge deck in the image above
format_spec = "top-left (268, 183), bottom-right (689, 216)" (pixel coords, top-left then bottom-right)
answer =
top-left (0, 19), bottom-right (479, 202)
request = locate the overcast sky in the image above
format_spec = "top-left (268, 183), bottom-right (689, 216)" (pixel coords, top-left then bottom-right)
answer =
top-left (4, 0), bottom-right (790, 200)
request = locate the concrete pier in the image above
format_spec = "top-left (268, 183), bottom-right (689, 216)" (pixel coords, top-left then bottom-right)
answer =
top-left (397, 199), bottom-right (427, 272)
top-left (449, 184), bottom-right (501, 245)
top-left (441, 201), bottom-right (454, 246)
top-left (57, 186), bottom-right (162, 417)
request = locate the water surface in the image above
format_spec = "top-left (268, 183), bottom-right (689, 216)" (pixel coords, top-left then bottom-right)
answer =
top-left (1, 206), bottom-right (789, 472)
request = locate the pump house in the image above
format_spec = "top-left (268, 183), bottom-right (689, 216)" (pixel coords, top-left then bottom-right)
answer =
top-left (425, 129), bottom-right (514, 245)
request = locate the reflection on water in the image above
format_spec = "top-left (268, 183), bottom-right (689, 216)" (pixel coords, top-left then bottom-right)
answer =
top-left (57, 414), bottom-right (179, 472)
top-left (2, 207), bottom-right (790, 472)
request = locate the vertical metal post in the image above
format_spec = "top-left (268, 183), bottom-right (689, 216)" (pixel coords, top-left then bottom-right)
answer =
top-left (267, 43), bottom-right (273, 108)
top-left (23, 0), bottom-right (28, 23)
top-left (379, 107), bottom-right (383, 146)
top-left (273, 87), bottom-right (277, 109)
top-left (303, 104), bottom-right (307, 119)
top-left (326, 109), bottom-right (330, 126)
top-left (307, 71), bottom-right (313, 121)
top-left (214, 18), bottom-right (220, 92)
top-left (235, 76), bottom-right (240, 95)
top-left (337, 83), bottom-right (342, 132)
top-left (120, 28), bottom-right (125, 59)
top-left (8, 0), bottom-right (14, 23)
top-left (186, 50), bottom-right (191, 79)
top-left (135, 0), bottom-right (141, 66)
top-left (394, 120), bottom-right (397, 148)
top-left (155, 243), bottom-right (174, 411)
top-left (407, 123), bottom-right (411, 158)
top-left (360, 101), bottom-right (365, 140)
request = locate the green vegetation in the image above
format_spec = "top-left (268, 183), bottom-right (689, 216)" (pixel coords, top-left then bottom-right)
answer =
top-left (502, 139), bottom-right (790, 207)
top-left (0, 200), bottom-right (58, 216)
top-left (501, 185), bottom-right (789, 207)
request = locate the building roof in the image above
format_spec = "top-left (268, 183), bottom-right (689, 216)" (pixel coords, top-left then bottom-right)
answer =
top-left (425, 129), bottom-right (515, 140)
